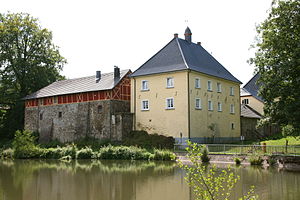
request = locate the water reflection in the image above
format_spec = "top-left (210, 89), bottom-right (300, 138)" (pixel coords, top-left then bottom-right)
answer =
top-left (0, 160), bottom-right (300, 200)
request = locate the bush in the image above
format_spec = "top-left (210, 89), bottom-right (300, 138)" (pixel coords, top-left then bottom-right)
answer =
top-left (234, 157), bottom-right (241, 165)
top-left (123, 131), bottom-right (175, 149)
top-left (12, 130), bottom-right (39, 158)
top-left (249, 156), bottom-right (263, 165)
top-left (267, 157), bottom-right (277, 166)
top-left (200, 146), bottom-right (210, 163)
top-left (98, 145), bottom-right (150, 160)
top-left (61, 144), bottom-right (78, 159)
top-left (77, 146), bottom-right (94, 159)
top-left (1, 148), bottom-right (14, 159)
top-left (153, 149), bottom-right (176, 161)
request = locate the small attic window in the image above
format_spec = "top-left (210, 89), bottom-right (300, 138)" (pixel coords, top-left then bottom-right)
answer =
top-left (98, 105), bottom-right (103, 113)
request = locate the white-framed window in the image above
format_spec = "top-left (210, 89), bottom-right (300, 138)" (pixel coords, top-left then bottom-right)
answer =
top-left (195, 78), bottom-right (201, 88)
top-left (166, 97), bottom-right (174, 109)
top-left (207, 80), bottom-right (212, 91)
top-left (230, 87), bottom-right (234, 96)
top-left (141, 80), bottom-right (149, 91)
top-left (242, 99), bottom-right (249, 105)
top-left (217, 83), bottom-right (222, 93)
top-left (166, 77), bottom-right (174, 88)
top-left (141, 100), bottom-right (149, 110)
top-left (208, 100), bottom-right (213, 111)
top-left (195, 98), bottom-right (202, 109)
top-left (230, 104), bottom-right (235, 114)
top-left (217, 102), bottom-right (222, 112)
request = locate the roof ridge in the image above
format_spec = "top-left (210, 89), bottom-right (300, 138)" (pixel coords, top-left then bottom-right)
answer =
top-left (243, 73), bottom-right (259, 88)
top-left (176, 38), bottom-right (188, 69)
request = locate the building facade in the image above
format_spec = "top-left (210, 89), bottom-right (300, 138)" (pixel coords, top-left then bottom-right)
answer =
top-left (24, 67), bottom-right (132, 142)
top-left (130, 28), bottom-right (241, 143)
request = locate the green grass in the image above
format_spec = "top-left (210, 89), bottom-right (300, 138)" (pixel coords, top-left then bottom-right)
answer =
top-left (260, 136), bottom-right (300, 146)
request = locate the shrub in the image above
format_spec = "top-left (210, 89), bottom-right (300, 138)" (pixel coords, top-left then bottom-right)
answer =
top-left (153, 149), bottom-right (176, 161)
top-left (123, 131), bottom-right (175, 149)
top-left (267, 157), bottom-right (277, 166)
top-left (234, 157), bottom-right (241, 165)
top-left (62, 144), bottom-right (78, 159)
top-left (77, 146), bottom-right (94, 159)
top-left (200, 146), bottom-right (210, 163)
top-left (249, 156), bottom-right (263, 165)
top-left (41, 147), bottom-right (64, 159)
top-left (98, 145), bottom-right (150, 160)
top-left (12, 130), bottom-right (38, 158)
top-left (1, 148), bottom-right (14, 159)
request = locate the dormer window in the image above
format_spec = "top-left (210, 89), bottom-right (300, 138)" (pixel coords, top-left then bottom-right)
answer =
top-left (141, 80), bottom-right (149, 91)
top-left (166, 77), bottom-right (174, 88)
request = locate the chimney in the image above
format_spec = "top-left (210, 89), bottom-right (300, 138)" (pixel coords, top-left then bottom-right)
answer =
top-left (184, 27), bottom-right (192, 43)
top-left (197, 42), bottom-right (201, 45)
top-left (174, 33), bottom-right (178, 38)
top-left (96, 71), bottom-right (101, 83)
top-left (114, 66), bottom-right (120, 79)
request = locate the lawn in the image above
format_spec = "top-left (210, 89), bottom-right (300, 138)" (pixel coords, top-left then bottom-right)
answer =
top-left (260, 136), bottom-right (300, 146)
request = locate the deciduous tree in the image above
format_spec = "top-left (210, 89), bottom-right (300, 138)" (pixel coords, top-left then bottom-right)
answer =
top-left (250, 0), bottom-right (300, 134)
top-left (0, 13), bottom-right (66, 138)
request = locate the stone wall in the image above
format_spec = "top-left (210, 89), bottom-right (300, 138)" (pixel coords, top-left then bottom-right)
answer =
top-left (24, 100), bottom-right (132, 143)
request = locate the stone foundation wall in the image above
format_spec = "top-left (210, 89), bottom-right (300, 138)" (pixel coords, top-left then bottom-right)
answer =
top-left (24, 100), bottom-right (132, 143)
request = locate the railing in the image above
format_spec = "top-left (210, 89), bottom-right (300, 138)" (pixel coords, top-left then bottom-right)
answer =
top-left (174, 144), bottom-right (300, 156)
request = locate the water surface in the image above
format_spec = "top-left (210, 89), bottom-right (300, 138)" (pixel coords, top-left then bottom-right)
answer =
top-left (0, 160), bottom-right (299, 200)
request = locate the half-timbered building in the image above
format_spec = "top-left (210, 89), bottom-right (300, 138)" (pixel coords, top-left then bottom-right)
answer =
top-left (24, 67), bottom-right (132, 142)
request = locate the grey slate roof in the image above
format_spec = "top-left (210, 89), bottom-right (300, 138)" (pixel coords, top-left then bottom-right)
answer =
top-left (241, 74), bottom-right (263, 101)
top-left (241, 104), bottom-right (262, 119)
top-left (130, 37), bottom-right (241, 84)
top-left (24, 69), bottom-right (130, 100)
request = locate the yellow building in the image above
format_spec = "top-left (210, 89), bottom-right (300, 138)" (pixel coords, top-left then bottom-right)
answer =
top-left (240, 74), bottom-right (264, 115)
top-left (130, 27), bottom-right (241, 143)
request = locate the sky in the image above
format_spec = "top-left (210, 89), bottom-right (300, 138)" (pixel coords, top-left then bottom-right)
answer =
top-left (1, 0), bottom-right (273, 85)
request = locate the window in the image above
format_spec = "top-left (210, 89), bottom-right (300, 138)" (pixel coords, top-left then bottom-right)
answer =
top-left (141, 100), bottom-right (149, 110)
top-left (230, 104), bottom-right (235, 114)
top-left (39, 99), bottom-right (43, 106)
top-left (195, 78), bottom-right (201, 88)
top-left (141, 80), bottom-right (149, 91)
top-left (195, 98), bottom-right (202, 109)
top-left (207, 80), bottom-right (212, 91)
top-left (39, 113), bottom-right (43, 120)
top-left (166, 98), bottom-right (174, 109)
top-left (242, 99), bottom-right (249, 105)
top-left (166, 77), bottom-right (174, 88)
top-left (208, 100), bottom-right (213, 111)
top-left (58, 112), bottom-right (62, 118)
top-left (98, 105), bottom-right (103, 113)
top-left (217, 102), bottom-right (222, 112)
top-left (230, 87), bottom-right (234, 96)
top-left (231, 123), bottom-right (235, 130)
top-left (217, 83), bottom-right (222, 93)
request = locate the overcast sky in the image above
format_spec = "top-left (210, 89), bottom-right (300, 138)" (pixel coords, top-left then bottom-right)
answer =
top-left (1, 0), bottom-right (273, 85)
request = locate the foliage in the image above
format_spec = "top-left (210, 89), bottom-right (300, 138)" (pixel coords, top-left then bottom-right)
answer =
top-left (282, 124), bottom-right (299, 137)
top-left (0, 12), bottom-right (66, 138)
top-left (98, 145), bottom-right (151, 160)
top-left (0, 148), bottom-right (14, 159)
top-left (200, 145), bottom-right (210, 163)
top-left (267, 157), bottom-right (277, 166)
top-left (178, 141), bottom-right (258, 200)
top-left (260, 136), bottom-right (300, 146)
top-left (234, 157), bottom-right (241, 165)
top-left (123, 130), bottom-right (175, 149)
top-left (77, 146), bottom-right (94, 159)
top-left (12, 130), bottom-right (39, 158)
top-left (249, 156), bottom-right (264, 166)
top-left (250, 0), bottom-right (300, 133)
top-left (153, 149), bottom-right (176, 161)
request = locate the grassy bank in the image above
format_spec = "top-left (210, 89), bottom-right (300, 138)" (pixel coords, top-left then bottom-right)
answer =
top-left (260, 136), bottom-right (300, 146)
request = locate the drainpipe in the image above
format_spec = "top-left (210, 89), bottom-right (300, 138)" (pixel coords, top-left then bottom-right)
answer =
top-left (187, 70), bottom-right (191, 140)
top-left (133, 77), bottom-right (136, 130)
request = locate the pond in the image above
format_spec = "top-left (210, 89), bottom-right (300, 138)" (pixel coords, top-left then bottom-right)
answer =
top-left (0, 160), bottom-right (299, 200)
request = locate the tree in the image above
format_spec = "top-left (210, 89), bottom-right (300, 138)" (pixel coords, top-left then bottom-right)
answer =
top-left (0, 13), bottom-right (66, 138)
top-left (178, 141), bottom-right (257, 200)
top-left (249, 0), bottom-right (300, 135)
